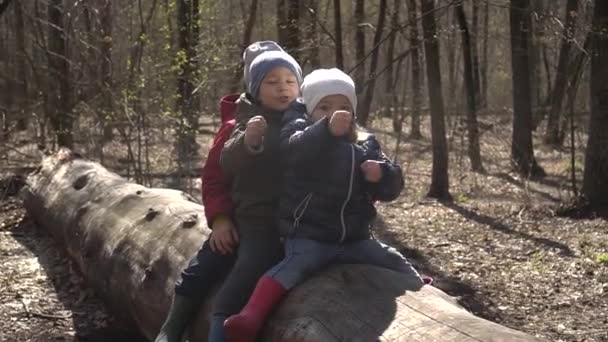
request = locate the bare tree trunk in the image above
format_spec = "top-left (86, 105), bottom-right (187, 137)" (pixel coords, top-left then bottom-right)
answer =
top-left (0, 18), bottom-right (11, 141)
top-left (230, 0), bottom-right (258, 93)
top-left (481, 0), bottom-right (489, 109)
top-left (14, 0), bottom-right (27, 131)
top-left (306, 0), bottom-right (320, 69)
top-left (99, 0), bottom-right (113, 142)
top-left (582, 1), bottom-right (608, 211)
top-left (471, 0), bottom-right (481, 108)
top-left (408, 0), bottom-right (423, 139)
top-left (421, 0), bottom-right (451, 201)
top-left (176, 0), bottom-right (200, 184)
top-left (544, 0), bottom-right (579, 147)
top-left (48, 0), bottom-right (73, 148)
top-left (383, 0), bottom-right (399, 119)
top-left (354, 0), bottom-right (365, 100)
top-left (277, 0), bottom-right (300, 60)
top-left (509, 0), bottom-right (545, 178)
top-left (446, 9), bottom-right (457, 103)
top-left (456, 1), bottom-right (484, 173)
top-left (277, 0), bottom-right (287, 45)
top-left (357, 0), bottom-right (387, 127)
top-left (0, 0), bottom-right (13, 16)
top-left (22, 149), bottom-right (543, 342)
top-left (333, 0), bottom-right (344, 69)
top-left (528, 0), bottom-right (545, 132)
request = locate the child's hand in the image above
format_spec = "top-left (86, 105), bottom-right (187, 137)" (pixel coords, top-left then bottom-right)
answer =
top-left (329, 110), bottom-right (352, 137)
top-left (361, 160), bottom-right (384, 183)
top-left (244, 115), bottom-right (267, 147)
top-left (210, 217), bottom-right (239, 255)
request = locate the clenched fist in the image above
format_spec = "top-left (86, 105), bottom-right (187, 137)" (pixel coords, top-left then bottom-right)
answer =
top-left (244, 115), bottom-right (267, 148)
top-left (361, 160), bottom-right (384, 183)
top-left (329, 110), bottom-right (353, 137)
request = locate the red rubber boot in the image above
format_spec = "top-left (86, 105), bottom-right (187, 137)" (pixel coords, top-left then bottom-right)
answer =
top-left (224, 276), bottom-right (287, 342)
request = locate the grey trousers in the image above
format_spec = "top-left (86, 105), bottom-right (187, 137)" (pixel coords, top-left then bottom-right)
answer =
top-left (266, 238), bottom-right (423, 290)
top-left (211, 217), bottom-right (283, 316)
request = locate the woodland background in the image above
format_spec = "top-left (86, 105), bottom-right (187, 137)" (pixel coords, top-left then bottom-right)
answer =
top-left (0, 0), bottom-right (607, 341)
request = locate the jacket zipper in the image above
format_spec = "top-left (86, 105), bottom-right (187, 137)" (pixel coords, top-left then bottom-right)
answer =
top-left (339, 145), bottom-right (355, 243)
top-left (292, 192), bottom-right (313, 232)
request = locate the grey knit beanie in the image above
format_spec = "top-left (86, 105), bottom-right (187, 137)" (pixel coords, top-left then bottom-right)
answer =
top-left (242, 41), bottom-right (283, 86)
top-left (247, 50), bottom-right (303, 100)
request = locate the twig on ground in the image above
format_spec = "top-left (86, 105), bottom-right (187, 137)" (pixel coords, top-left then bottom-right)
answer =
top-left (19, 297), bottom-right (72, 320)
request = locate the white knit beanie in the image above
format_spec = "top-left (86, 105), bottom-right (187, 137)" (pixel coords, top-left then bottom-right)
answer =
top-left (301, 68), bottom-right (357, 116)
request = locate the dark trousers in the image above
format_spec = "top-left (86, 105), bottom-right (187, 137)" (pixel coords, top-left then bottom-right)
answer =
top-left (174, 239), bottom-right (236, 299)
top-left (211, 217), bottom-right (283, 316)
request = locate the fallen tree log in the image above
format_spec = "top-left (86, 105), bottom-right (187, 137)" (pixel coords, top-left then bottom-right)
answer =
top-left (21, 149), bottom-right (542, 341)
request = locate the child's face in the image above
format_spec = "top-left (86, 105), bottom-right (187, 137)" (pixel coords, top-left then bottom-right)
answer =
top-left (310, 94), bottom-right (354, 122)
top-left (258, 67), bottom-right (299, 111)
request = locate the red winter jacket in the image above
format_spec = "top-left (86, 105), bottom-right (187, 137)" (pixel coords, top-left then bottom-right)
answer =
top-left (202, 94), bottom-right (239, 228)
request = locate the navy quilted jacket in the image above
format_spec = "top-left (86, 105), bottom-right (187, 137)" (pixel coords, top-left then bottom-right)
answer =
top-left (278, 106), bottom-right (404, 243)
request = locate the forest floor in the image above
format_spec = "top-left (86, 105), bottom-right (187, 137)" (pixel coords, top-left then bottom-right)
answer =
top-left (0, 112), bottom-right (607, 341)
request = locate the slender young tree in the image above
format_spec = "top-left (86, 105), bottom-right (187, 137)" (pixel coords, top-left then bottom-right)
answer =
top-left (14, 0), bottom-right (27, 130)
top-left (544, 0), bottom-right (579, 146)
top-left (408, 0), bottom-right (422, 139)
top-left (358, 0), bottom-right (387, 126)
top-left (48, 0), bottom-right (73, 147)
top-left (471, 0), bottom-right (481, 107)
top-left (509, 0), bottom-right (545, 177)
top-left (354, 0), bottom-right (365, 99)
top-left (175, 0), bottom-right (200, 170)
top-left (383, 0), bottom-right (400, 119)
top-left (333, 0), bottom-right (344, 69)
top-left (99, 0), bottom-right (113, 141)
top-left (481, 0), bottom-right (489, 108)
top-left (277, 0), bottom-right (300, 60)
top-left (230, 0), bottom-right (258, 92)
top-left (421, 0), bottom-right (451, 200)
top-left (455, 1), bottom-right (484, 173)
top-left (581, 0), bottom-right (608, 211)
top-left (306, 0), bottom-right (320, 68)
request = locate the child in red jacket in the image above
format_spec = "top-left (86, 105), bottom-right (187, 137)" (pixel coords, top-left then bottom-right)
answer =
top-left (155, 41), bottom-right (285, 342)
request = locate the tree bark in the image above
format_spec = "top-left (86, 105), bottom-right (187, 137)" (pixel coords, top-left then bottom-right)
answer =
top-left (408, 0), bottom-right (422, 139)
top-left (421, 0), bottom-right (451, 200)
top-left (0, 0), bottom-right (12, 17)
top-left (176, 0), bottom-right (200, 179)
top-left (455, 1), bottom-right (484, 173)
top-left (481, 0), bottom-right (489, 109)
top-left (22, 149), bottom-right (542, 342)
top-left (99, 0), bottom-right (113, 141)
top-left (333, 0), bottom-right (344, 69)
top-left (509, 0), bottom-right (545, 178)
top-left (47, 0), bottom-right (73, 148)
top-left (582, 1), bottom-right (608, 210)
top-left (230, 0), bottom-right (258, 93)
top-left (544, 0), bottom-right (579, 147)
top-left (383, 0), bottom-right (399, 120)
top-left (471, 0), bottom-right (481, 109)
top-left (14, 0), bottom-right (27, 131)
top-left (306, 0), bottom-right (320, 69)
top-left (277, 0), bottom-right (300, 60)
top-left (354, 0), bottom-right (365, 100)
top-left (357, 0), bottom-right (387, 127)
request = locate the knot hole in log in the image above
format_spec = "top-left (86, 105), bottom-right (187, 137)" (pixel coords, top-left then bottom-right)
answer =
top-left (73, 174), bottom-right (89, 190)
top-left (145, 208), bottom-right (160, 221)
top-left (182, 214), bottom-right (198, 229)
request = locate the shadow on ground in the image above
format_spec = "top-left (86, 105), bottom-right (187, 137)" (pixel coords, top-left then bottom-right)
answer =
top-left (4, 196), bottom-right (147, 342)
